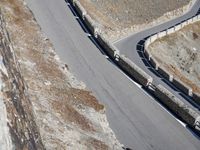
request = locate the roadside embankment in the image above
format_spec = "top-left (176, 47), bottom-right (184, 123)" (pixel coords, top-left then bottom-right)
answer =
top-left (0, 10), bottom-right (45, 149)
top-left (0, 0), bottom-right (123, 149)
top-left (146, 14), bottom-right (200, 105)
top-left (79, 0), bottom-right (194, 41)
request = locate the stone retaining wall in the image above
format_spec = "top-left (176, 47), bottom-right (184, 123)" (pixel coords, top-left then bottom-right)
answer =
top-left (69, 0), bottom-right (200, 131)
top-left (155, 84), bottom-right (200, 130)
top-left (144, 13), bottom-right (200, 100)
top-left (118, 55), bottom-right (153, 87)
top-left (70, 0), bottom-right (153, 87)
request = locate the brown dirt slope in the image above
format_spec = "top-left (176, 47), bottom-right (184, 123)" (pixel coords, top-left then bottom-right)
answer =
top-left (0, 0), bottom-right (122, 149)
top-left (148, 21), bottom-right (200, 93)
top-left (80, 0), bottom-right (192, 41)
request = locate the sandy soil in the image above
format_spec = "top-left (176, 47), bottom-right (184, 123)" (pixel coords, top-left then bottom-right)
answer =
top-left (79, 0), bottom-right (193, 41)
top-left (0, 0), bottom-right (122, 149)
top-left (148, 21), bottom-right (200, 93)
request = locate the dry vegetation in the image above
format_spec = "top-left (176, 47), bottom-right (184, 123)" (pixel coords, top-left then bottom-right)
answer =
top-left (0, 0), bottom-right (122, 149)
top-left (148, 21), bottom-right (200, 93)
top-left (79, 0), bottom-right (193, 41)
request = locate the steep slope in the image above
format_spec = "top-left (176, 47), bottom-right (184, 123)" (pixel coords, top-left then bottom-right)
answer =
top-left (0, 0), bottom-right (122, 149)
top-left (148, 21), bottom-right (200, 93)
top-left (79, 0), bottom-right (194, 41)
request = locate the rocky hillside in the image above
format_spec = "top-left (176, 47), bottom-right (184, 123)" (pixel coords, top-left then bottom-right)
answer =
top-left (0, 0), bottom-right (122, 149)
top-left (148, 21), bottom-right (200, 94)
top-left (79, 0), bottom-right (193, 41)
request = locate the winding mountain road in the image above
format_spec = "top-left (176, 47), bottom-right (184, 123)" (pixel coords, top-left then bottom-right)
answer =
top-left (115, 0), bottom-right (200, 114)
top-left (25, 0), bottom-right (200, 149)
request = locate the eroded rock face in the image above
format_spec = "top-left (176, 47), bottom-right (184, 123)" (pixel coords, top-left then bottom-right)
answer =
top-left (0, 10), bottom-right (45, 150)
top-left (0, 0), bottom-right (122, 149)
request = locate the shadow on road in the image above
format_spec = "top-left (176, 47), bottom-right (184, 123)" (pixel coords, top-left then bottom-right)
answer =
top-left (187, 126), bottom-right (200, 140)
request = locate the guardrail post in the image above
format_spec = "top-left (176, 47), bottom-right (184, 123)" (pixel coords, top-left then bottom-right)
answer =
top-left (94, 26), bottom-right (99, 38)
top-left (72, 0), bottom-right (76, 6)
top-left (82, 11), bottom-right (86, 20)
top-left (195, 117), bottom-right (200, 131)
top-left (114, 50), bottom-right (120, 61)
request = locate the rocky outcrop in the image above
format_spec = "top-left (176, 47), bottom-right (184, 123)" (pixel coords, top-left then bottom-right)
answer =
top-left (0, 0), bottom-right (122, 149)
top-left (0, 10), bottom-right (45, 149)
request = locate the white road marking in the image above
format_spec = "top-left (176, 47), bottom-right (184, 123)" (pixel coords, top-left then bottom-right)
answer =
top-left (177, 119), bottom-right (187, 127)
top-left (120, 70), bottom-right (142, 88)
top-left (140, 84), bottom-right (187, 128)
top-left (87, 33), bottom-right (91, 37)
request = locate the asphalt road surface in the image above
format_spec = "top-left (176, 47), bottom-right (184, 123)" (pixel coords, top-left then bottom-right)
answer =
top-left (25, 0), bottom-right (200, 149)
top-left (115, 0), bottom-right (200, 113)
